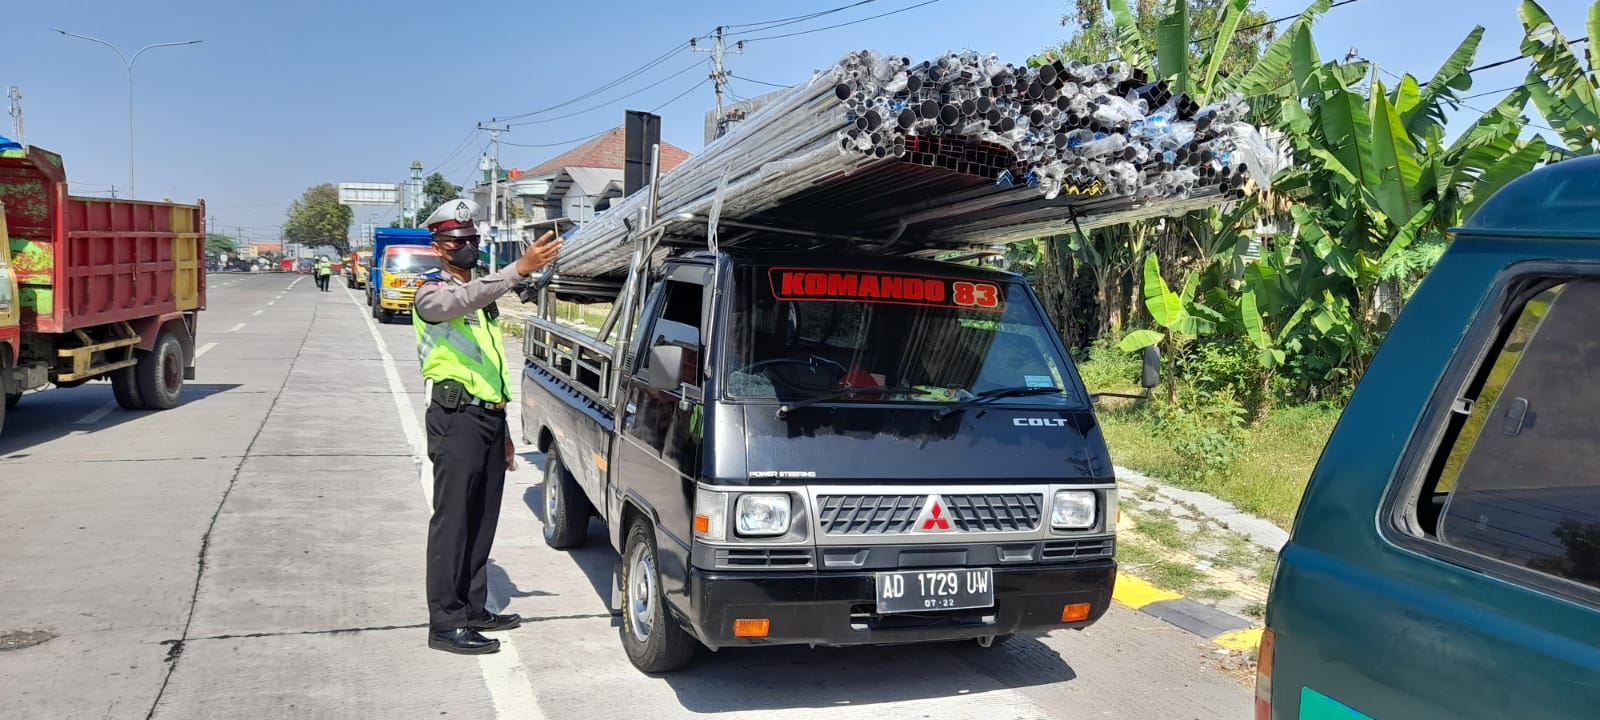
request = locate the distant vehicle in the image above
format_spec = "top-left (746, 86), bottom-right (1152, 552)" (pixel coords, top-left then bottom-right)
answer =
top-left (1258, 157), bottom-right (1600, 719)
top-left (369, 228), bottom-right (436, 324)
top-left (347, 249), bottom-right (373, 289)
top-left (0, 145), bottom-right (206, 436)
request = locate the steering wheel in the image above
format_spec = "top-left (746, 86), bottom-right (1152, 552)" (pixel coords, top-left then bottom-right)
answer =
top-left (736, 355), bottom-right (846, 375)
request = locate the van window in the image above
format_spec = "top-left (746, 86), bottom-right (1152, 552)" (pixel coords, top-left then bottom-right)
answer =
top-left (638, 280), bottom-right (703, 382)
top-left (1428, 280), bottom-right (1600, 591)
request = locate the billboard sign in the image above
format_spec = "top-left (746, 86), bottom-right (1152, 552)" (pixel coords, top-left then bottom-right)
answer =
top-left (338, 182), bottom-right (401, 206)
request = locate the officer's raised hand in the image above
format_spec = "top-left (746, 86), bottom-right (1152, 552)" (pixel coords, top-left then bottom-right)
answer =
top-left (516, 231), bottom-right (563, 276)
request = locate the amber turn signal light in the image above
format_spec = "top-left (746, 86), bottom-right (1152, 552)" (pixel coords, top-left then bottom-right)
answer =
top-left (693, 514), bottom-right (711, 534)
top-left (1061, 603), bottom-right (1091, 622)
top-left (733, 618), bottom-right (770, 637)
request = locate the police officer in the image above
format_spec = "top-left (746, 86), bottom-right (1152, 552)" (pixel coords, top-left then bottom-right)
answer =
top-left (413, 198), bottom-right (562, 654)
top-left (314, 257), bottom-right (332, 291)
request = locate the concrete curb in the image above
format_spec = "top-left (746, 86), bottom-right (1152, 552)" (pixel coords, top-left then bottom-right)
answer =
top-left (1112, 466), bottom-right (1278, 653)
top-left (1113, 572), bottom-right (1264, 652)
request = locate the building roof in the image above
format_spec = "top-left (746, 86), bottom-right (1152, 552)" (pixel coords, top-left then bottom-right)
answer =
top-left (522, 127), bottom-right (692, 178)
top-left (563, 167), bottom-right (624, 196)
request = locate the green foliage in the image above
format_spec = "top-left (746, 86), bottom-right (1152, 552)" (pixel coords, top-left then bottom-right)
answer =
top-left (283, 183), bottom-right (354, 254)
top-left (1183, 338), bottom-right (1270, 416)
top-left (417, 173), bottom-right (465, 227)
top-left (1518, 0), bottom-right (1600, 157)
top-left (1039, 0), bottom-right (1278, 96)
top-left (205, 233), bottom-right (236, 254)
top-left (1150, 386), bottom-right (1247, 483)
top-left (1077, 338), bottom-right (1145, 392)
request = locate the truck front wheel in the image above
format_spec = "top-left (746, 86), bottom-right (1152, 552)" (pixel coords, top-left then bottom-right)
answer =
top-left (136, 332), bottom-right (185, 410)
top-left (619, 521), bottom-right (698, 673)
top-left (541, 447), bottom-right (591, 549)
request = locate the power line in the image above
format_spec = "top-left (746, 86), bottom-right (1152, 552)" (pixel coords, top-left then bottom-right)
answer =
top-left (1375, 65), bottom-right (1560, 134)
top-left (651, 78), bottom-right (713, 112)
top-left (723, 0), bottom-right (883, 35)
top-left (425, 129), bottom-right (480, 175)
top-left (1187, 0), bottom-right (1362, 50)
top-left (1467, 36), bottom-right (1588, 75)
top-left (739, 0), bottom-right (946, 43)
top-left (1462, 67), bottom-right (1598, 101)
top-left (501, 131), bottom-right (608, 149)
top-left (730, 73), bottom-right (795, 89)
top-left (492, 43), bottom-right (691, 122)
top-left (507, 59), bottom-right (708, 127)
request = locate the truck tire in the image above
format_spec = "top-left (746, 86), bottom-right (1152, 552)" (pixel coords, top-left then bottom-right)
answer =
top-left (0, 359), bottom-right (10, 436)
top-left (111, 365), bottom-right (144, 410)
top-left (380, 309), bottom-right (397, 324)
top-left (136, 332), bottom-right (184, 410)
top-left (619, 521), bottom-right (699, 673)
top-left (541, 447), bottom-right (591, 549)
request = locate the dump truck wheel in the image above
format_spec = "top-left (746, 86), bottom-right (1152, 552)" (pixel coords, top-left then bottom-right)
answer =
top-left (111, 364), bottom-right (144, 410)
top-left (136, 332), bottom-right (184, 410)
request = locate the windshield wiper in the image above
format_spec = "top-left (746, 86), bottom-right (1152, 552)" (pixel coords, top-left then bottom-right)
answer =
top-left (775, 385), bottom-right (920, 419)
top-left (932, 386), bottom-right (1066, 420)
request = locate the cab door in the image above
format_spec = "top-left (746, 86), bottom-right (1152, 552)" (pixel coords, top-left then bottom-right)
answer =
top-left (612, 263), bottom-right (712, 602)
top-left (0, 211), bottom-right (19, 335)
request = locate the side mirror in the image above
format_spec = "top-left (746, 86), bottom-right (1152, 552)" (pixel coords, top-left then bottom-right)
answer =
top-left (646, 344), bottom-right (686, 391)
top-left (1141, 345), bottom-right (1162, 390)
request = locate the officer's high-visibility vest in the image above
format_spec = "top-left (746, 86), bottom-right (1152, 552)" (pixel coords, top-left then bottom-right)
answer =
top-left (413, 296), bottom-right (511, 405)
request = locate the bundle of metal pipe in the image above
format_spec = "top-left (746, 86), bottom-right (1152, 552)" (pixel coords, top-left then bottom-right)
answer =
top-left (555, 49), bottom-right (1279, 279)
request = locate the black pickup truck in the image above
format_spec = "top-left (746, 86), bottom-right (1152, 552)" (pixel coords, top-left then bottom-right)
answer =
top-left (522, 248), bottom-right (1148, 672)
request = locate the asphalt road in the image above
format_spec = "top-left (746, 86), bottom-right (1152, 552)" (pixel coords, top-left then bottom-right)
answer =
top-left (0, 273), bottom-right (1251, 719)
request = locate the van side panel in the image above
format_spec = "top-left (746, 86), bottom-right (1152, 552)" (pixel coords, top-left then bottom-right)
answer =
top-left (1269, 241), bottom-right (1600, 719)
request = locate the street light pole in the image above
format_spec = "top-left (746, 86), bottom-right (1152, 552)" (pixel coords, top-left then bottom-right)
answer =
top-left (52, 30), bottom-right (202, 199)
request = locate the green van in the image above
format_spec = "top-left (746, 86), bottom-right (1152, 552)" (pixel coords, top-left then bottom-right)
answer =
top-left (1257, 155), bottom-right (1600, 719)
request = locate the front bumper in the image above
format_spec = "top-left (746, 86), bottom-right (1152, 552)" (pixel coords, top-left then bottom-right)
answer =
top-left (684, 561), bottom-right (1115, 649)
top-left (379, 288), bottom-right (416, 311)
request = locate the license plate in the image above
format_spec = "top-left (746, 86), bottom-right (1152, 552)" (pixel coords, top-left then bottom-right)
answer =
top-left (875, 568), bottom-right (994, 614)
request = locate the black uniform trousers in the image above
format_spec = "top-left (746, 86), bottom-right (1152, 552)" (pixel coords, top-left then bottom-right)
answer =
top-left (424, 402), bottom-right (508, 632)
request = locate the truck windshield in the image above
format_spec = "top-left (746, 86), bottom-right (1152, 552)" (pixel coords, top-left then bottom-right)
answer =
top-left (723, 264), bottom-right (1080, 406)
top-left (385, 251), bottom-right (442, 273)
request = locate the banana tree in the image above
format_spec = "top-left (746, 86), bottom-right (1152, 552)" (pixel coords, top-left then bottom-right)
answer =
top-left (1119, 254), bottom-right (1224, 400)
top-left (1519, 0), bottom-right (1600, 158)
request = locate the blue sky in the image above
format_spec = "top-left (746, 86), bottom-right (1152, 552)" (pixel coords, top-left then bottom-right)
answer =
top-left (3, 0), bottom-right (1592, 243)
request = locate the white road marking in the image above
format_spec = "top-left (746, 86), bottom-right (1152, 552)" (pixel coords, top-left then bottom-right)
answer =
top-left (252, 310), bottom-right (263, 316)
top-left (288, 277), bottom-right (305, 289)
top-left (267, 301), bottom-right (276, 306)
top-left (195, 342), bottom-right (218, 358)
top-left (343, 286), bottom-right (543, 720)
top-left (75, 401), bottom-right (117, 425)
top-left (228, 323), bottom-right (246, 332)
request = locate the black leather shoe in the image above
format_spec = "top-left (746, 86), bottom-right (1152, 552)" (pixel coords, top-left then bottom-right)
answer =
top-left (467, 612), bottom-right (523, 632)
top-left (428, 628), bottom-right (500, 655)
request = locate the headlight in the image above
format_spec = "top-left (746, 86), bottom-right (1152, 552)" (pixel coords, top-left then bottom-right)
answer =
top-left (382, 288), bottom-right (403, 299)
top-left (736, 493), bottom-right (791, 537)
top-left (1051, 490), bottom-right (1097, 530)
top-left (694, 488), bottom-right (729, 541)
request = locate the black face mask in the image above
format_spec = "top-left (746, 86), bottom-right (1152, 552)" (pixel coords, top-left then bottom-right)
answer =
top-left (445, 244), bottom-right (478, 269)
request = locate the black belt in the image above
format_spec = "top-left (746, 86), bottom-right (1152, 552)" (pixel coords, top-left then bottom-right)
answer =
top-left (432, 380), bottom-right (507, 411)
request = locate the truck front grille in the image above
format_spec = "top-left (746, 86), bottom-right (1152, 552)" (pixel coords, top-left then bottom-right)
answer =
top-left (817, 494), bottom-right (926, 535)
top-left (942, 493), bottom-right (1043, 532)
top-left (817, 493), bottom-right (1044, 535)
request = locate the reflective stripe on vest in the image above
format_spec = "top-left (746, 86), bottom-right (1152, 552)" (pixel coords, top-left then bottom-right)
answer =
top-left (413, 302), bottom-right (509, 405)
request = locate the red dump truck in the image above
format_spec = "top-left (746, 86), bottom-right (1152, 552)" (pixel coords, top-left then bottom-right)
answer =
top-left (0, 144), bottom-right (206, 436)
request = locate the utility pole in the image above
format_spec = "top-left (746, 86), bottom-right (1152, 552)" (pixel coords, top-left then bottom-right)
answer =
top-left (690, 27), bottom-right (743, 137)
top-left (477, 122), bottom-right (510, 272)
top-left (7, 86), bottom-right (23, 147)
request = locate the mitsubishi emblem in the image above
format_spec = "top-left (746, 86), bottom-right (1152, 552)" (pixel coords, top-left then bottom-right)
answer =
top-left (916, 495), bottom-right (954, 532)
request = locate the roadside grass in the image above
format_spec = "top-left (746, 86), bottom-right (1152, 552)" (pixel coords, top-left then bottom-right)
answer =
top-left (1099, 400), bottom-right (1340, 529)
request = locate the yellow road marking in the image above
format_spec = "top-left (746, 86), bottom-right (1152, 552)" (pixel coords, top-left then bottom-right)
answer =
top-left (1113, 572), bottom-right (1183, 609)
top-left (1212, 626), bottom-right (1265, 652)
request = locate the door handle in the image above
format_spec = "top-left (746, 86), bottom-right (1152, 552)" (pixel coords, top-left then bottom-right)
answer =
top-left (624, 403), bottom-right (638, 429)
